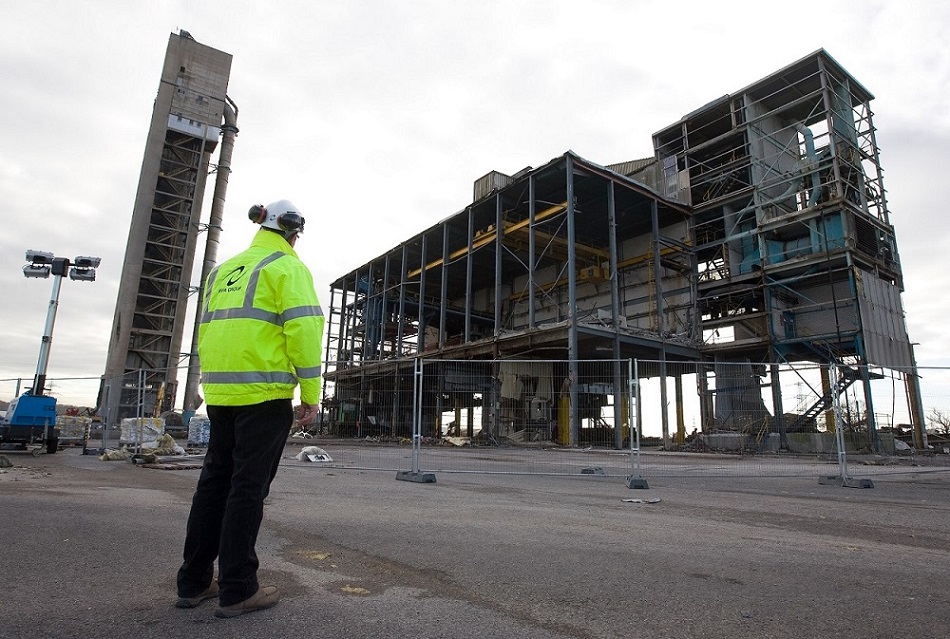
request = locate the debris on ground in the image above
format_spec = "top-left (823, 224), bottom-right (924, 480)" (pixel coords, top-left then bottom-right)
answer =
top-left (144, 432), bottom-right (185, 456)
top-left (138, 459), bottom-right (204, 470)
top-left (581, 466), bottom-right (605, 475)
top-left (99, 448), bottom-right (132, 461)
top-left (621, 497), bottom-right (662, 504)
top-left (295, 446), bottom-right (333, 463)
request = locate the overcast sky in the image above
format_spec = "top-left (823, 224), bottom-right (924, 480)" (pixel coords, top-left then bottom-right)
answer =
top-left (2, 0), bottom-right (949, 405)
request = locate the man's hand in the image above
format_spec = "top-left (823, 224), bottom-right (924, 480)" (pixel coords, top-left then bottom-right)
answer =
top-left (297, 403), bottom-right (318, 426)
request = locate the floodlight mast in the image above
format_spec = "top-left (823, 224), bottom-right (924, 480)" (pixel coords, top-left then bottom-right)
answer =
top-left (23, 251), bottom-right (100, 396)
top-left (30, 257), bottom-right (66, 395)
top-left (1, 250), bottom-right (101, 454)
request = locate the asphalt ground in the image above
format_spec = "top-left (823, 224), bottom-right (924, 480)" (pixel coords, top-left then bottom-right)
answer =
top-left (1, 444), bottom-right (948, 639)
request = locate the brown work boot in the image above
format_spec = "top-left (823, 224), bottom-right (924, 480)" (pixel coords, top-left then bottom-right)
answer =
top-left (214, 585), bottom-right (280, 618)
top-left (175, 581), bottom-right (219, 608)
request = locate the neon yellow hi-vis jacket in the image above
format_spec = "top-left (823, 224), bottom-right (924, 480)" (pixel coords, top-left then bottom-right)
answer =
top-left (198, 229), bottom-right (325, 407)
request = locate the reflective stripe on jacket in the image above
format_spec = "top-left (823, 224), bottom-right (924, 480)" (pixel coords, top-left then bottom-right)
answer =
top-left (198, 230), bottom-right (325, 406)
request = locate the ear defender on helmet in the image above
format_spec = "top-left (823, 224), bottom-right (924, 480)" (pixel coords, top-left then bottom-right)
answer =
top-left (277, 212), bottom-right (305, 234)
top-left (248, 204), bottom-right (267, 224)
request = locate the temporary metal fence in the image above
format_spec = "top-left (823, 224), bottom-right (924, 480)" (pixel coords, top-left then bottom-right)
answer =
top-left (5, 360), bottom-right (950, 489)
top-left (313, 358), bottom-right (950, 489)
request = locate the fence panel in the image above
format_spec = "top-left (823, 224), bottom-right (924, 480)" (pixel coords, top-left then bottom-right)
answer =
top-left (404, 358), bottom-right (637, 477)
top-left (630, 359), bottom-right (948, 484)
top-left (915, 366), bottom-right (950, 453)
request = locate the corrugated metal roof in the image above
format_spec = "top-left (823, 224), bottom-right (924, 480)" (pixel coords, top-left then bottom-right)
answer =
top-left (605, 158), bottom-right (655, 177)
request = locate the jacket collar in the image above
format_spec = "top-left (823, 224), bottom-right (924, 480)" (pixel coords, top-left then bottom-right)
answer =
top-left (251, 229), bottom-right (298, 258)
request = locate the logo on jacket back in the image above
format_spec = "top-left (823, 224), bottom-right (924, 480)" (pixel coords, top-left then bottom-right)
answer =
top-left (220, 265), bottom-right (246, 292)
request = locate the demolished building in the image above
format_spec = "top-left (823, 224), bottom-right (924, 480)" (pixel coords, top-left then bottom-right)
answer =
top-left (321, 49), bottom-right (926, 451)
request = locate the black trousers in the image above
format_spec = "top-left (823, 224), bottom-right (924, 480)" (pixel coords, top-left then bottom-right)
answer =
top-left (177, 399), bottom-right (293, 606)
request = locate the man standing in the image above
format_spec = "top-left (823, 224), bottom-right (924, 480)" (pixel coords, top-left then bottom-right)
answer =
top-left (175, 200), bottom-right (324, 618)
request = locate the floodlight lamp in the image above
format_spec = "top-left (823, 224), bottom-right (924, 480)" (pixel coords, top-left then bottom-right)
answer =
top-left (72, 255), bottom-right (101, 268)
top-left (23, 264), bottom-right (51, 278)
top-left (25, 249), bottom-right (54, 264)
top-left (68, 267), bottom-right (96, 282)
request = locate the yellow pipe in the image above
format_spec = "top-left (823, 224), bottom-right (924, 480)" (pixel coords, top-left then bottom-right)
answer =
top-left (407, 201), bottom-right (568, 279)
top-left (557, 395), bottom-right (571, 445)
top-left (617, 243), bottom-right (693, 270)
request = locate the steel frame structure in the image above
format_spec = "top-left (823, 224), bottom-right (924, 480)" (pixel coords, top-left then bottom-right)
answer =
top-left (651, 49), bottom-right (922, 447)
top-left (323, 49), bottom-right (926, 450)
top-left (324, 151), bottom-right (697, 446)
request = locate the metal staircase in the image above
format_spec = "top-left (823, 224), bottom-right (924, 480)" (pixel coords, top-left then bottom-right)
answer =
top-left (789, 367), bottom-right (861, 432)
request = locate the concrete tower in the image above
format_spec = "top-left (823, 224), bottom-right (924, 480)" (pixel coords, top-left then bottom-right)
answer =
top-left (101, 31), bottom-right (232, 426)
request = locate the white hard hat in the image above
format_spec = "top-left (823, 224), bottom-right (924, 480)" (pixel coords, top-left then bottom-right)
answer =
top-left (248, 200), bottom-right (305, 235)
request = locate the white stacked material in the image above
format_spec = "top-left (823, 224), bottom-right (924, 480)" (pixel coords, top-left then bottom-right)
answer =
top-left (188, 415), bottom-right (211, 446)
top-left (56, 416), bottom-right (93, 440)
top-left (120, 417), bottom-right (164, 445)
